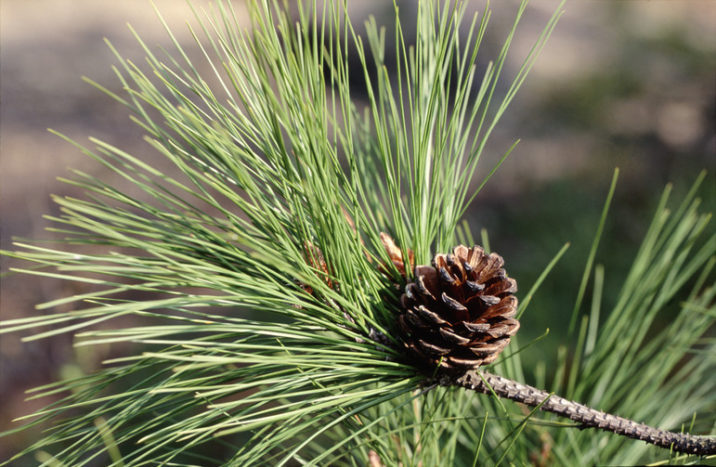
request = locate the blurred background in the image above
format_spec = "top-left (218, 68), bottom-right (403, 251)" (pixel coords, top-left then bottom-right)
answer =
top-left (1, 0), bottom-right (714, 460)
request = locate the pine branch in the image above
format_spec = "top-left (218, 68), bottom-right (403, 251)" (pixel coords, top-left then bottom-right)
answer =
top-left (2, 1), bottom-right (712, 464)
top-left (449, 370), bottom-right (716, 456)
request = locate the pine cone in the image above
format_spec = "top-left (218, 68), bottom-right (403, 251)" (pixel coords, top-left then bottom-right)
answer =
top-left (300, 241), bottom-right (333, 294)
top-left (398, 245), bottom-right (519, 372)
top-left (380, 232), bottom-right (414, 277)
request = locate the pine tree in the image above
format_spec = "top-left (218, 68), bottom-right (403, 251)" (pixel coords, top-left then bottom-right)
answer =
top-left (2, 1), bottom-right (714, 465)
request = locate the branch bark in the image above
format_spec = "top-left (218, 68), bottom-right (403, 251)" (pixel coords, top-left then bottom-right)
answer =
top-left (451, 370), bottom-right (716, 456)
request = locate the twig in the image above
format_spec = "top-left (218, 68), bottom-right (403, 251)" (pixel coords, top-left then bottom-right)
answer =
top-left (450, 370), bottom-right (716, 456)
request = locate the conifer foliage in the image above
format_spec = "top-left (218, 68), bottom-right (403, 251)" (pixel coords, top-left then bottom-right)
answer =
top-left (2, 1), bottom-right (714, 465)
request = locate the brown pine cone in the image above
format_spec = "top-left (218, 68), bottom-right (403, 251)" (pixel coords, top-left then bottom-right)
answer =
top-left (300, 241), bottom-right (333, 294)
top-left (380, 232), bottom-right (414, 278)
top-left (398, 245), bottom-right (519, 372)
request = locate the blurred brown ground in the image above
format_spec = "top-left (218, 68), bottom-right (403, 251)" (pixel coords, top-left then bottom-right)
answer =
top-left (1, 0), bottom-right (714, 460)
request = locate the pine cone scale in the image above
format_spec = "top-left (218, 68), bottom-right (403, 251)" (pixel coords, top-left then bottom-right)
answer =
top-left (415, 275), bottom-right (437, 300)
top-left (417, 339), bottom-right (451, 356)
top-left (441, 292), bottom-right (468, 316)
top-left (465, 280), bottom-right (485, 294)
top-left (403, 310), bottom-right (430, 329)
top-left (475, 294), bottom-right (501, 307)
top-left (461, 321), bottom-right (491, 333)
top-left (415, 305), bottom-right (448, 326)
top-left (438, 327), bottom-right (471, 345)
